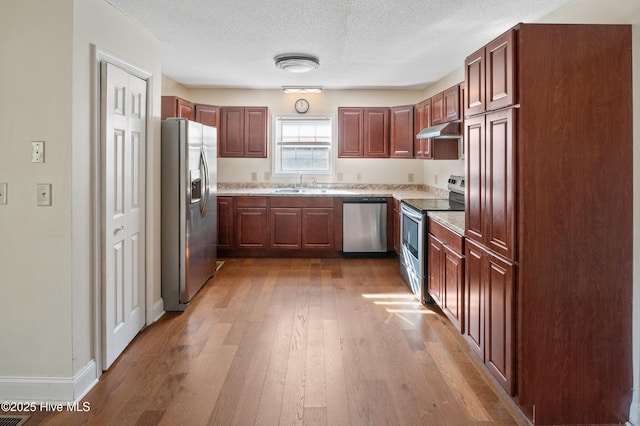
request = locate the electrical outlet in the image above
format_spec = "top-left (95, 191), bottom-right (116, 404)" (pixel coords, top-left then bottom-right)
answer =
top-left (337, 172), bottom-right (343, 181)
top-left (356, 173), bottom-right (362, 181)
top-left (264, 171), bottom-right (271, 182)
top-left (251, 172), bottom-right (257, 182)
top-left (37, 183), bottom-right (52, 206)
top-left (434, 174), bottom-right (438, 185)
top-left (0, 183), bottom-right (7, 205)
top-left (408, 173), bottom-right (414, 183)
top-left (32, 141), bottom-right (45, 163)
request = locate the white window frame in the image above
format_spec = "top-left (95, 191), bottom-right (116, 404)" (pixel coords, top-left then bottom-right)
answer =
top-left (272, 114), bottom-right (334, 176)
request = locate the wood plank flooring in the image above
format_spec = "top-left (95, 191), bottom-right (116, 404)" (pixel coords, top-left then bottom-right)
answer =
top-left (26, 257), bottom-right (528, 426)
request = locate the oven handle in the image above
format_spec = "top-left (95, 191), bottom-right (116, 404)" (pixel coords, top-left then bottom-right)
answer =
top-left (401, 204), bottom-right (424, 222)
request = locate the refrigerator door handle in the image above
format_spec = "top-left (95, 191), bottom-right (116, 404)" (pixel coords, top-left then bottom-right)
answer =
top-left (199, 148), bottom-right (209, 216)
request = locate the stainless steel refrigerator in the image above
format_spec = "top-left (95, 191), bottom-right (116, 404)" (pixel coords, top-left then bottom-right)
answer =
top-left (161, 118), bottom-right (217, 311)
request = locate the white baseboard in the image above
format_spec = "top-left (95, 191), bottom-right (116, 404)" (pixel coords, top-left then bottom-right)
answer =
top-left (152, 297), bottom-right (165, 323)
top-left (0, 360), bottom-right (98, 403)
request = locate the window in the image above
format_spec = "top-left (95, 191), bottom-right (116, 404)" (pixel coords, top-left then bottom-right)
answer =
top-left (273, 116), bottom-right (333, 175)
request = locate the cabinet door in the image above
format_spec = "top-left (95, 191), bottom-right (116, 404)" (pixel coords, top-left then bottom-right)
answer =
top-left (427, 234), bottom-right (444, 306)
top-left (245, 107), bottom-right (268, 158)
top-left (485, 109), bottom-right (516, 261)
top-left (220, 107), bottom-right (245, 157)
top-left (195, 104), bottom-right (220, 128)
top-left (415, 99), bottom-right (432, 159)
top-left (443, 244), bottom-right (464, 333)
top-left (485, 29), bottom-right (516, 112)
top-left (389, 105), bottom-right (415, 158)
top-left (363, 108), bottom-right (389, 157)
top-left (302, 208), bottom-right (334, 249)
top-left (217, 197), bottom-right (234, 249)
top-left (338, 107), bottom-right (364, 157)
top-left (392, 200), bottom-right (400, 253)
top-left (161, 96), bottom-right (194, 120)
top-left (443, 85), bottom-right (461, 122)
top-left (465, 47), bottom-right (485, 116)
top-left (236, 207), bottom-right (268, 248)
top-left (464, 240), bottom-right (485, 360)
top-left (464, 115), bottom-right (486, 243)
top-left (431, 92), bottom-right (445, 125)
top-left (485, 250), bottom-right (515, 395)
top-left (270, 208), bottom-right (301, 249)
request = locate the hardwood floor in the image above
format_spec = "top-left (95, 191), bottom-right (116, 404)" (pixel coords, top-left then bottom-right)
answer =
top-left (27, 257), bottom-right (528, 426)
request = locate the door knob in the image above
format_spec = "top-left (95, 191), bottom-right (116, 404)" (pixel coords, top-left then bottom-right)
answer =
top-left (114, 225), bottom-right (124, 235)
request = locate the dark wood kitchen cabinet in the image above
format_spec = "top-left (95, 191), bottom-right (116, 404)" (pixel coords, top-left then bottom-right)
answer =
top-left (414, 84), bottom-right (461, 160)
top-left (430, 92), bottom-right (444, 125)
top-left (270, 208), bottom-right (302, 249)
top-left (161, 96), bottom-right (194, 120)
top-left (338, 107), bottom-right (389, 157)
top-left (218, 196), bottom-right (342, 257)
top-left (389, 105), bottom-right (414, 158)
top-left (217, 196), bottom-right (234, 249)
top-left (270, 197), bottom-right (336, 250)
top-left (464, 24), bottom-right (632, 425)
top-left (392, 198), bottom-right (400, 253)
top-left (443, 85), bottom-right (461, 122)
top-left (220, 106), bottom-right (268, 158)
top-left (464, 30), bottom-right (515, 117)
top-left (235, 197), bottom-right (268, 248)
top-left (427, 218), bottom-right (465, 333)
top-left (195, 103), bottom-right (220, 128)
top-left (414, 99), bottom-right (431, 159)
top-left (464, 239), bottom-right (514, 393)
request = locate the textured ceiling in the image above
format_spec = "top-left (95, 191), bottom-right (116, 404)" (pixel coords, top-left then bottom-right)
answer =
top-left (106, 0), bottom-right (574, 89)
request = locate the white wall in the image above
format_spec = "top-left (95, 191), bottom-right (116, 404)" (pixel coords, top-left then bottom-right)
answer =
top-left (71, 0), bottom-right (163, 382)
top-left (0, 0), bottom-right (163, 402)
top-left (0, 0), bottom-right (74, 380)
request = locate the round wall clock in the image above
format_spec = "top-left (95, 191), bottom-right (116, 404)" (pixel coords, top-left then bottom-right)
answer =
top-left (295, 98), bottom-right (310, 114)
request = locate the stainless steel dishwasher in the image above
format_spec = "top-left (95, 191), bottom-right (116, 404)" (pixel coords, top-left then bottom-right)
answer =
top-left (342, 197), bottom-right (387, 253)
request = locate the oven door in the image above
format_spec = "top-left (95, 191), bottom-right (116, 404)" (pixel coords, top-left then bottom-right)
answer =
top-left (399, 203), bottom-right (425, 300)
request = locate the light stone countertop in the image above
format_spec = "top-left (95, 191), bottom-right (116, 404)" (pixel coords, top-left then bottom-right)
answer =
top-left (428, 211), bottom-right (465, 236)
top-left (217, 183), bottom-right (450, 201)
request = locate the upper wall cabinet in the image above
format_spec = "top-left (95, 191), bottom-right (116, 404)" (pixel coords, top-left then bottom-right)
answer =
top-left (220, 106), bottom-right (269, 158)
top-left (389, 105), bottom-right (415, 158)
top-left (338, 107), bottom-right (390, 158)
top-left (195, 103), bottom-right (220, 128)
top-left (464, 29), bottom-right (515, 117)
top-left (414, 83), bottom-right (462, 160)
top-left (161, 96), bottom-right (194, 121)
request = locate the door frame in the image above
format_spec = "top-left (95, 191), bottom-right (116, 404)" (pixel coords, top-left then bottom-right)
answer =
top-left (91, 45), bottom-right (153, 375)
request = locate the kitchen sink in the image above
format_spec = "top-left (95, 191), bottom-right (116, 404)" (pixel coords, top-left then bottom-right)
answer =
top-left (272, 188), bottom-right (306, 193)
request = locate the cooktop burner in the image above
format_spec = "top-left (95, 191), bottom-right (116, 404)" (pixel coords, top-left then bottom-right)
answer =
top-left (402, 198), bottom-right (464, 213)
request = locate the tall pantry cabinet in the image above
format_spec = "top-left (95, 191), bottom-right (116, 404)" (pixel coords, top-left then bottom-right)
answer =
top-left (463, 24), bottom-right (632, 425)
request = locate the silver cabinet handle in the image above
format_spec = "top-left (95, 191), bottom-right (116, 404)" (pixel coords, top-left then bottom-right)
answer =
top-left (114, 225), bottom-right (124, 235)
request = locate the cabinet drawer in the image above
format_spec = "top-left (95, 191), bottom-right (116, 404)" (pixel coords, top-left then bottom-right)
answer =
top-left (236, 196), bottom-right (267, 208)
top-left (429, 219), bottom-right (463, 253)
top-left (270, 197), bottom-right (334, 208)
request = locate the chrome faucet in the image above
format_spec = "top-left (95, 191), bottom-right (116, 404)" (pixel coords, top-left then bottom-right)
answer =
top-left (298, 172), bottom-right (303, 188)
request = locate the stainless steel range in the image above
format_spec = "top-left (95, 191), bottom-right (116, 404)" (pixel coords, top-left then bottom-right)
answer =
top-left (399, 175), bottom-right (464, 303)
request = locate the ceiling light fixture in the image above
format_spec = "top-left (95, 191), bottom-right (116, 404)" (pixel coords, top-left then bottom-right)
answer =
top-left (274, 54), bottom-right (319, 73)
top-left (282, 87), bottom-right (322, 94)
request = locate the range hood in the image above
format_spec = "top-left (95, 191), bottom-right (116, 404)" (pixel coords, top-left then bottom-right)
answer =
top-left (416, 121), bottom-right (461, 139)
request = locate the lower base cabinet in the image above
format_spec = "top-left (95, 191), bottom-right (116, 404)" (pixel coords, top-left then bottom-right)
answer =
top-left (427, 218), bottom-right (464, 332)
top-left (464, 238), bottom-right (514, 395)
top-left (218, 196), bottom-right (342, 257)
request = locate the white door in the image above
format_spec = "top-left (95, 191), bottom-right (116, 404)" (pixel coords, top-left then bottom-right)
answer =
top-left (101, 62), bottom-right (147, 369)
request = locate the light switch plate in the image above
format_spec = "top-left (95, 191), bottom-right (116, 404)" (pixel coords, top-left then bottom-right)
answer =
top-left (37, 183), bottom-right (52, 206)
top-left (0, 183), bottom-right (7, 205)
top-left (32, 141), bottom-right (45, 163)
